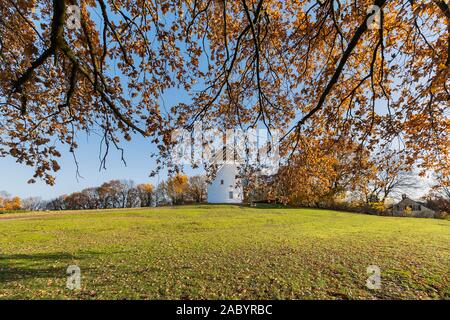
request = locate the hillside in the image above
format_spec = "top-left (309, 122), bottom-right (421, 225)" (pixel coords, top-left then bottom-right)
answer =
top-left (0, 205), bottom-right (448, 299)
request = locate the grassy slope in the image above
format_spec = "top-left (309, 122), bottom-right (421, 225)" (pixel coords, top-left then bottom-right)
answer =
top-left (0, 205), bottom-right (448, 299)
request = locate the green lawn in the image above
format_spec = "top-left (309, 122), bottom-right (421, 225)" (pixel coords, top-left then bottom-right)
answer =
top-left (0, 205), bottom-right (448, 299)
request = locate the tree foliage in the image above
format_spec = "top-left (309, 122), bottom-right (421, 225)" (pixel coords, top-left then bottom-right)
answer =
top-left (137, 183), bottom-right (154, 207)
top-left (0, 0), bottom-right (448, 183)
top-left (167, 174), bottom-right (189, 205)
top-left (267, 137), bottom-right (373, 206)
top-left (0, 195), bottom-right (22, 211)
top-left (41, 175), bottom-right (206, 210)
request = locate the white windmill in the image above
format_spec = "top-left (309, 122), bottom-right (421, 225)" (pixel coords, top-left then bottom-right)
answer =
top-left (207, 146), bottom-right (243, 204)
top-left (205, 127), bottom-right (279, 203)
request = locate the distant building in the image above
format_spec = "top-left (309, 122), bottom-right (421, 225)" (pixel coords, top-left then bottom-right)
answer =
top-left (391, 194), bottom-right (435, 218)
top-left (207, 147), bottom-right (243, 204)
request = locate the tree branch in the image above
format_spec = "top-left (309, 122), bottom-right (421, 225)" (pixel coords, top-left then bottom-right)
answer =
top-left (281, 0), bottom-right (387, 142)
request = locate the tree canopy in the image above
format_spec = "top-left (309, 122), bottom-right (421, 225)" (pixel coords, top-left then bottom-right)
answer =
top-left (1, 0), bottom-right (448, 183)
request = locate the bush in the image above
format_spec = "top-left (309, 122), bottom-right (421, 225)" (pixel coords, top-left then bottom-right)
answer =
top-left (0, 209), bottom-right (28, 214)
top-left (435, 211), bottom-right (448, 219)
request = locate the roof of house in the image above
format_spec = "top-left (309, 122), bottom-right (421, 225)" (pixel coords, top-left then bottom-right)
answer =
top-left (392, 196), bottom-right (434, 212)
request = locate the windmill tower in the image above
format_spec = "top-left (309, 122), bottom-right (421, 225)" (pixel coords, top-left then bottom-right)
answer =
top-left (207, 146), bottom-right (243, 204)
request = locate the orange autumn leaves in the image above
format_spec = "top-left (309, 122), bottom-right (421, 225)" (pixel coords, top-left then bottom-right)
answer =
top-left (167, 174), bottom-right (189, 205)
top-left (268, 137), bottom-right (373, 206)
top-left (0, 0), bottom-right (448, 184)
top-left (0, 196), bottom-right (21, 211)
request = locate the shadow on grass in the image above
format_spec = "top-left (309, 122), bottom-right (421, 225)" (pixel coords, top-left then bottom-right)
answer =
top-left (0, 252), bottom-right (77, 261)
top-left (0, 251), bottom-right (100, 284)
top-left (186, 203), bottom-right (296, 209)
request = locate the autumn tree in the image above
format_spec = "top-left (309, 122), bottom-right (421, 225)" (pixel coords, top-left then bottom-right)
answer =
top-left (170, 0), bottom-right (449, 180)
top-left (80, 187), bottom-right (101, 209)
top-left (0, 192), bottom-right (22, 211)
top-left (137, 183), bottom-right (154, 207)
top-left (269, 137), bottom-right (358, 206)
top-left (322, 139), bottom-right (373, 204)
top-left (1, 0), bottom-right (448, 184)
top-left (154, 180), bottom-right (169, 206)
top-left (45, 195), bottom-right (67, 210)
top-left (167, 174), bottom-right (189, 205)
top-left (0, 0), bottom-right (189, 184)
top-left (363, 150), bottom-right (419, 203)
top-left (64, 191), bottom-right (92, 210)
top-left (424, 170), bottom-right (450, 214)
top-left (3, 196), bottom-right (22, 210)
top-left (96, 180), bottom-right (132, 208)
top-left (42, 179), bottom-right (154, 210)
top-left (432, 172), bottom-right (450, 200)
top-left (188, 175), bottom-right (207, 203)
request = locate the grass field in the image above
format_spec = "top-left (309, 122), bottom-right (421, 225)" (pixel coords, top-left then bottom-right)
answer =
top-left (0, 205), bottom-right (448, 300)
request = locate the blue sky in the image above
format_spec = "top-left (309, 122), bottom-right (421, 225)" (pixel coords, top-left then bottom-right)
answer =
top-left (0, 124), bottom-right (159, 200)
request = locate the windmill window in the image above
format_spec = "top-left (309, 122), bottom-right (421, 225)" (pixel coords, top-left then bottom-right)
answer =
top-left (220, 180), bottom-right (224, 185)
top-left (229, 191), bottom-right (233, 199)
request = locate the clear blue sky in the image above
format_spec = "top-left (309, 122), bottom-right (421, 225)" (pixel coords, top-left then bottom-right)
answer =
top-left (0, 123), bottom-right (169, 200)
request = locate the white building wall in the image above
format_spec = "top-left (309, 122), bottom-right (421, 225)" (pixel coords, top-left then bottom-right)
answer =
top-left (207, 164), bottom-right (243, 203)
